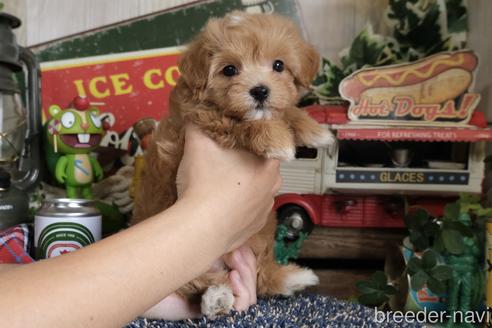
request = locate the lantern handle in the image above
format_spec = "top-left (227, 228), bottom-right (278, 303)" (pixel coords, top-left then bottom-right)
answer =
top-left (15, 46), bottom-right (41, 190)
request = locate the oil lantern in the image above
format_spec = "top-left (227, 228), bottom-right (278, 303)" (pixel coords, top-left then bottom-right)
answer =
top-left (0, 12), bottom-right (41, 190)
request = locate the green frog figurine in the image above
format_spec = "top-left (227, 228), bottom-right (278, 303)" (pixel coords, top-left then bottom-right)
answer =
top-left (46, 96), bottom-right (104, 199)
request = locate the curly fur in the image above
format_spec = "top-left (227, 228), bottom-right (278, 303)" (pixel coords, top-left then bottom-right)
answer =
top-left (132, 12), bottom-right (334, 317)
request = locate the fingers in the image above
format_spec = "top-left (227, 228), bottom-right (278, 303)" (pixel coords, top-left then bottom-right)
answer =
top-left (224, 246), bottom-right (257, 312)
top-left (240, 246), bottom-right (257, 304)
top-left (229, 270), bottom-right (250, 311)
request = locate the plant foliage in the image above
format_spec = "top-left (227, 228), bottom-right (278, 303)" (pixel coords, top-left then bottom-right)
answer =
top-left (307, 0), bottom-right (468, 104)
top-left (406, 249), bottom-right (453, 294)
top-left (404, 194), bottom-right (485, 256)
top-left (356, 271), bottom-right (397, 307)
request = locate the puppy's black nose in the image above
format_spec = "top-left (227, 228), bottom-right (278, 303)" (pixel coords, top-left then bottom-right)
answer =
top-left (249, 85), bottom-right (269, 103)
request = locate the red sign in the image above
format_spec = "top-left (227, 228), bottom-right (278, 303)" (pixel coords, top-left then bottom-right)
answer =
top-left (41, 47), bottom-right (183, 149)
top-left (339, 50), bottom-right (480, 125)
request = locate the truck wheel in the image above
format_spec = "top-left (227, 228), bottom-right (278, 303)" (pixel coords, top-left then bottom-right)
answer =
top-left (277, 205), bottom-right (314, 240)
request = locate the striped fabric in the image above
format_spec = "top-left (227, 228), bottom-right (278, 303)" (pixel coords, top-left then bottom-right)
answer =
top-left (0, 224), bottom-right (34, 264)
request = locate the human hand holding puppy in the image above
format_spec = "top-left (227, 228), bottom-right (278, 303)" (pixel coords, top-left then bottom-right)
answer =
top-left (177, 124), bottom-right (282, 251)
top-left (144, 125), bottom-right (277, 320)
top-left (143, 245), bottom-right (258, 319)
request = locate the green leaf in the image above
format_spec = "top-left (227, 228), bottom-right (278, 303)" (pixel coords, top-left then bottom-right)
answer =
top-left (356, 281), bottom-right (376, 294)
top-left (444, 203), bottom-right (460, 220)
top-left (442, 229), bottom-right (464, 255)
top-left (371, 271), bottom-right (388, 288)
top-left (387, 0), bottom-right (446, 54)
top-left (475, 207), bottom-right (492, 217)
top-left (405, 208), bottom-right (429, 228)
top-left (446, 0), bottom-right (468, 36)
top-left (407, 257), bottom-right (422, 274)
top-left (458, 193), bottom-right (481, 207)
top-left (410, 271), bottom-right (428, 291)
top-left (409, 230), bottom-right (430, 252)
top-left (430, 265), bottom-right (453, 281)
top-left (426, 277), bottom-right (447, 294)
top-left (358, 292), bottom-right (388, 307)
top-left (427, 220), bottom-right (440, 231)
top-left (383, 285), bottom-right (397, 295)
top-left (433, 235), bottom-right (445, 253)
top-left (341, 24), bottom-right (398, 73)
top-left (311, 58), bottom-right (346, 100)
top-left (422, 250), bottom-right (437, 270)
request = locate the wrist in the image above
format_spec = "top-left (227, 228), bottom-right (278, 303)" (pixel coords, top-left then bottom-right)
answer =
top-left (171, 196), bottom-right (232, 253)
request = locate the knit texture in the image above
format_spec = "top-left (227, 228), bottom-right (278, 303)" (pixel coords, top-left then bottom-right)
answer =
top-left (127, 294), bottom-right (422, 328)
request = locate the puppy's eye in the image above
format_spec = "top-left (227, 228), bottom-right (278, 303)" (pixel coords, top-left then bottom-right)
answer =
top-left (273, 60), bottom-right (284, 72)
top-left (222, 65), bottom-right (238, 77)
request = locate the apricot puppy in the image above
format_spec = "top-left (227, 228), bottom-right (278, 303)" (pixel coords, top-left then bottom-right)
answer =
top-left (133, 11), bottom-right (335, 318)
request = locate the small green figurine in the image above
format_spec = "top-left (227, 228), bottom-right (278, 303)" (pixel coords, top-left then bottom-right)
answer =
top-left (274, 224), bottom-right (308, 265)
top-left (446, 213), bottom-right (482, 328)
top-left (46, 96), bottom-right (104, 199)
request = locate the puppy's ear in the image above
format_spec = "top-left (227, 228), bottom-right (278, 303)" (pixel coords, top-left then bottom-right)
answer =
top-left (294, 43), bottom-right (320, 89)
top-left (178, 36), bottom-right (210, 96)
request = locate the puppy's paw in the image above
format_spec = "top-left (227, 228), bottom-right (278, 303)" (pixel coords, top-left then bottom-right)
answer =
top-left (265, 147), bottom-right (296, 162)
top-left (301, 127), bottom-right (336, 148)
top-left (280, 268), bottom-right (319, 296)
top-left (201, 284), bottom-right (234, 319)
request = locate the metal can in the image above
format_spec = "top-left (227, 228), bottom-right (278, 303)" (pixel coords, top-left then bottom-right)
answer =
top-left (34, 198), bottom-right (101, 260)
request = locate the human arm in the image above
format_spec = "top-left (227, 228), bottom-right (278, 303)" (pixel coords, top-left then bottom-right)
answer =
top-left (0, 125), bottom-right (280, 328)
top-left (142, 245), bottom-right (258, 319)
top-left (0, 264), bottom-right (18, 272)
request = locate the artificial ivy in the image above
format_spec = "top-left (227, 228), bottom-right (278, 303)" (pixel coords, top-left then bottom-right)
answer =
top-left (307, 0), bottom-right (468, 104)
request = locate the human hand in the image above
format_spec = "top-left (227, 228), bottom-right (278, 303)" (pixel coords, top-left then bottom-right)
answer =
top-left (176, 124), bottom-right (282, 252)
top-left (142, 246), bottom-right (257, 319)
top-left (224, 245), bottom-right (257, 311)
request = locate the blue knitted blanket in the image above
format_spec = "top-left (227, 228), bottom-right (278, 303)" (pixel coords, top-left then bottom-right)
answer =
top-left (126, 294), bottom-right (422, 327)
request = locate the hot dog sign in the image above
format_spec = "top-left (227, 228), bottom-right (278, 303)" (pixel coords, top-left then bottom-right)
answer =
top-left (339, 50), bottom-right (480, 125)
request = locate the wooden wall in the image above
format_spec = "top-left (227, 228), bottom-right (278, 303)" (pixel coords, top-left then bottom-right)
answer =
top-left (4, 0), bottom-right (492, 118)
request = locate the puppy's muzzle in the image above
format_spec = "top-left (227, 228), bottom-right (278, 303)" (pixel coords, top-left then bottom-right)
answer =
top-left (249, 85), bottom-right (269, 105)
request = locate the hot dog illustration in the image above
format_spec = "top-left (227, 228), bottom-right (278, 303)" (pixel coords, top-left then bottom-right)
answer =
top-left (339, 50), bottom-right (478, 106)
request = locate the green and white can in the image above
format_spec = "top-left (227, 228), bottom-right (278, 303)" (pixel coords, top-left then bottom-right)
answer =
top-left (35, 198), bottom-right (101, 260)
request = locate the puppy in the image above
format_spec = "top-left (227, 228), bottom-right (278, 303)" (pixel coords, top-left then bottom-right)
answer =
top-left (132, 11), bottom-right (335, 318)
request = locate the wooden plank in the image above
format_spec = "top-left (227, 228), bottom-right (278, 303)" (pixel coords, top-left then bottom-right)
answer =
top-left (306, 269), bottom-right (373, 299)
top-left (298, 227), bottom-right (406, 259)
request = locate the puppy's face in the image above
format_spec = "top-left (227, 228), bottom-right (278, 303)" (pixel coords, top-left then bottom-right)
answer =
top-left (179, 12), bottom-right (320, 121)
